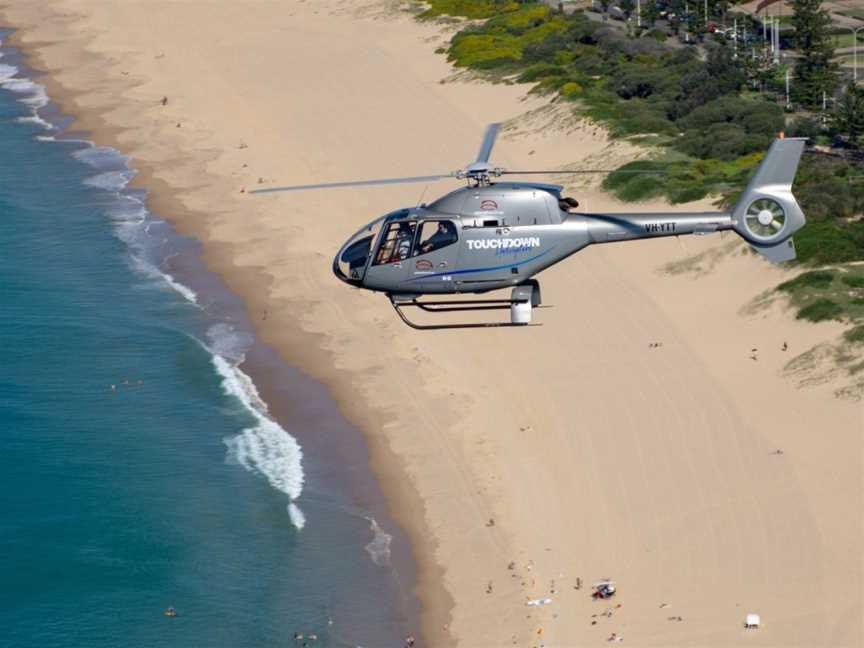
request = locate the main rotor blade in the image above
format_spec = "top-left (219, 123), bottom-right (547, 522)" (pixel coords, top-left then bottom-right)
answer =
top-left (250, 174), bottom-right (454, 193)
top-left (473, 123), bottom-right (500, 165)
top-left (500, 169), bottom-right (665, 175)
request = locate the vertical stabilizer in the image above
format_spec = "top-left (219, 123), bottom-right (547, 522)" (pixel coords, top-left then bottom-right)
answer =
top-left (731, 138), bottom-right (807, 262)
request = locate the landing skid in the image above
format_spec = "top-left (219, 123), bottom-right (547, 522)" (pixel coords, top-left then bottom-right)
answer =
top-left (389, 282), bottom-right (543, 330)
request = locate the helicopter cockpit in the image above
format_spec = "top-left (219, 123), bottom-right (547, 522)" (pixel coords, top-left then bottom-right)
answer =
top-left (332, 211), bottom-right (395, 286)
top-left (333, 209), bottom-right (460, 288)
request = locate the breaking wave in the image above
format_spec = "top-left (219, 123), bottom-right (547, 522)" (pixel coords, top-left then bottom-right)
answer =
top-left (218, 351), bottom-right (305, 528)
top-left (10, 37), bottom-right (307, 532)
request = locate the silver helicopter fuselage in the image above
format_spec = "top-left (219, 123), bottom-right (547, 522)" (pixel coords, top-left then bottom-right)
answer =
top-left (337, 181), bottom-right (735, 296)
top-left (334, 136), bottom-right (806, 300)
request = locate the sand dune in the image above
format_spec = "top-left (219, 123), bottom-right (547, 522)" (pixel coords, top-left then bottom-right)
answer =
top-left (3, 1), bottom-right (860, 645)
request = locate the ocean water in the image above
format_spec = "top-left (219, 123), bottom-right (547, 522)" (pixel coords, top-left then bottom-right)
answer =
top-left (0, 35), bottom-right (417, 648)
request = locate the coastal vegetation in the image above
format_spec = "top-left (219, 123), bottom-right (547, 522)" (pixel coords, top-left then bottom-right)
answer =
top-left (420, 0), bottom-right (864, 266)
top-left (776, 268), bottom-right (864, 329)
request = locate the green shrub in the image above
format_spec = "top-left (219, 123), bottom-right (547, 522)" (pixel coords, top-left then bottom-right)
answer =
top-left (841, 275), bottom-right (864, 288)
top-left (561, 81), bottom-right (583, 97)
top-left (794, 221), bottom-right (864, 265)
top-left (449, 33), bottom-right (523, 67)
top-left (517, 62), bottom-right (565, 82)
top-left (843, 325), bottom-right (864, 344)
top-left (420, 0), bottom-right (519, 19)
top-left (777, 270), bottom-right (835, 292)
top-left (796, 299), bottom-right (844, 322)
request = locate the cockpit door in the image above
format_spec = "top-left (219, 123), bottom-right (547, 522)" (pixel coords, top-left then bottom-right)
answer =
top-left (406, 220), bottom-right (460, 293)
top-left (363, 220), bottom-right (418, 291)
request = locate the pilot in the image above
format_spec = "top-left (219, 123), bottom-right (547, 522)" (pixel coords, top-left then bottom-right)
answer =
top-left (419, 221), bottom-right (457, 254)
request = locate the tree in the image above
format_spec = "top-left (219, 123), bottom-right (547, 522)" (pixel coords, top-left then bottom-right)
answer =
top-left (832, 82), bottom-right (864, 146)
top-left (791, 0), bottom-right (839, 107)
top-left (642, 0), bottom-right (663, 26)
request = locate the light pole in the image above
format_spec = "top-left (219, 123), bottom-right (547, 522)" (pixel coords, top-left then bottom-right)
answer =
top-left (848, 26), bottom-right (864, 82)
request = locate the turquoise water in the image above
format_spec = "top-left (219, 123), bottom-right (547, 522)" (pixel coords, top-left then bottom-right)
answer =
top-left (0, 37), bottom-right (417, 648)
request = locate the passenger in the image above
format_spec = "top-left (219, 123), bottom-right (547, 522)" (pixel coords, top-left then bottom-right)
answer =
top-left (392, 222), bottom-right (416, 262)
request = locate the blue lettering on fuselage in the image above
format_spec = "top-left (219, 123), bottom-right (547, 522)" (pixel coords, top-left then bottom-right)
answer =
top-left (495, 244), bottom-right (535, 256)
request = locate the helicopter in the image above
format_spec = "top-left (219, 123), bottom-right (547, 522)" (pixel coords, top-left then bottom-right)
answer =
top-left (253, 124), bottom-right (807, 329)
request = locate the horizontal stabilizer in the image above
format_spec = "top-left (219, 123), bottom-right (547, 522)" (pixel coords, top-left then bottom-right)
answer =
top-left (751, 237), bottom-right (796, 262)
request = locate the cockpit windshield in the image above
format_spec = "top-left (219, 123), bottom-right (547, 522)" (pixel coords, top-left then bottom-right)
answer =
top-left (334, 213), bottom-right (459, 286)
top-left (333, 214), bottom-right (389, 284)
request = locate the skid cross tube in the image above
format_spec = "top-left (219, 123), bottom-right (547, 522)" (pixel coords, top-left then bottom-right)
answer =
top-left (389, 296), bottom-right (537, 330)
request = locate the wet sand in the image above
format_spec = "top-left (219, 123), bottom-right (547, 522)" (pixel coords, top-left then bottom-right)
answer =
top-left (3, 1), bottom-right (860, 645)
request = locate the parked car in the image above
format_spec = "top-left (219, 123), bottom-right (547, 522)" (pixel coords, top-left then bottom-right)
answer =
top-left (609, 5), bottom-right (627, 20)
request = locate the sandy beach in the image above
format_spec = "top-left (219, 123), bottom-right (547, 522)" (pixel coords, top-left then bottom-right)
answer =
top-left (3, 1), bottom-right (861, 645)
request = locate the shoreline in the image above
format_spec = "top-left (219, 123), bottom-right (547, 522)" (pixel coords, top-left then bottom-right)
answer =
top-left (4, 2), bottom-right (860, 646)
top-left (0, 20), bottom-right (435, 646)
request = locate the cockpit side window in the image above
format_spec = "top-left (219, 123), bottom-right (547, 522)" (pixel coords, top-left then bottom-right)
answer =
top-left (414, 220), bottom-right (458, 256)
top-left (374, 221), bottom-right (417, 265)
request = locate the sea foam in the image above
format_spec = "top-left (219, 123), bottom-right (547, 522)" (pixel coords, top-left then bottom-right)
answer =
top-left (0, 62), bottom-right (55, 131)
top-left (364, 517), bottom-right (392, 567)
top-left (18, 49), bottom-right (308, 533)
top-left (215, 352), bottom-right (306, 528)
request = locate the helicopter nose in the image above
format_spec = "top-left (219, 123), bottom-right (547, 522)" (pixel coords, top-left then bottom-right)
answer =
top-left (333, 232), bottom-right (374, 286)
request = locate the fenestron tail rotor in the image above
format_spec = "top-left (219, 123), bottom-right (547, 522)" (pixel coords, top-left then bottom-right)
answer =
top-left (744, 198), bottom-right (786, 240)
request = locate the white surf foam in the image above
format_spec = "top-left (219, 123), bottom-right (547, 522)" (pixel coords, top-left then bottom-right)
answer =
top-left (288, 502), bottom-right (306, 530)
top-left (1, 76), bottom-right (48, 107)
top-left (162, 273), bottom-right (199, 305)
top-left (364, 517), bottom-right (392, 567)
top-left (16, 113), bottom-right (53, 129)
top-left (83, 169), bottom-right (135, 191)
top-left (0, 63), bottom-right (56, 131)
top-left (216, 352), bottom-right (305, 528)
top-left (73, 145), bottom-right (129, 171)
top-left (207, 323), bottom-right (254, 364)
top-left (7, 56), bottom-right (306, 533)
top-left (0, 62), bottom-right (18, 82)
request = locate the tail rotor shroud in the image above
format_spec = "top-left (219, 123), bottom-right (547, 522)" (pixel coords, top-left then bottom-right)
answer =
top-left (744, 197), bottom-right (786, 240)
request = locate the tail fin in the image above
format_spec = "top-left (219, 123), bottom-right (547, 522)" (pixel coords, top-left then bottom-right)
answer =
top-left (731, 138), bottom-right (807, 262)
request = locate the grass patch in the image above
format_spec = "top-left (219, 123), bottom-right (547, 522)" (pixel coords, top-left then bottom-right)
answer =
top-left (419, 0), bottom-right (519, 19)
top-left (841, 274), bottom-right (864, 289)
top-left (777, 270), bottom-right (835, 292)
top-left (796, 299), bottom-right (844, 322)
top-left (843, 325), bottom-right (864, 344)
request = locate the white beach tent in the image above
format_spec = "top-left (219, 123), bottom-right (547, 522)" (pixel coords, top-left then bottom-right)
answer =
top-left (745, 613), bottom-right (761, 629)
